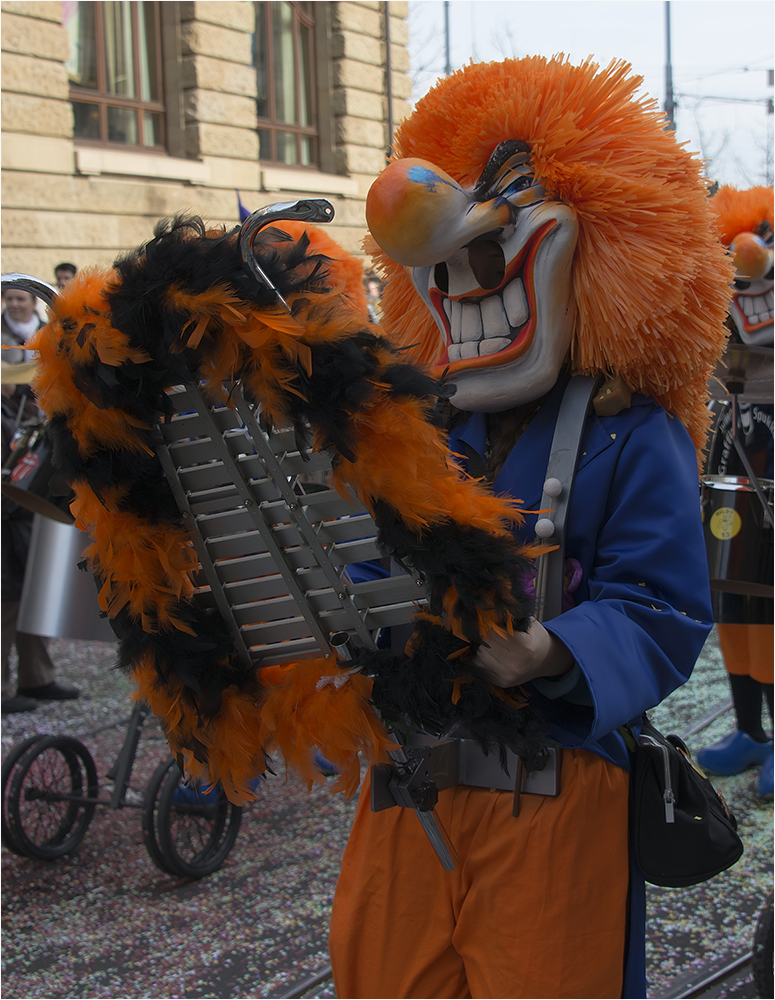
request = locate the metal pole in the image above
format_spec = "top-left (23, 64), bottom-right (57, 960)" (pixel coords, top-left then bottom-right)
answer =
top-left (444, 0), bottom-right (451, 75)
top-left (385, 1), bottom-right (394, 154)
top-left (664, 1), bottom-right (676, 130)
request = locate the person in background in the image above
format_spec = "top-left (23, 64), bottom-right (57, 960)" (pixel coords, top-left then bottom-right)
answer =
top-left (697, 186), bottom-right (774, 799)
top-left (364, 271), bottom-right (382, 323)
top-left (2, 288), bottom-right (42, 369)
top-left (54, 262), bottom-right (77, 292)
top-left (2, 288), bottom-right (80, 714)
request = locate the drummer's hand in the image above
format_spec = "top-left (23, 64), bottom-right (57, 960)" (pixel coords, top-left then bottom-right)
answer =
top-left (1, 383), bottom-right (15, 399)
top-left (473, 620), bottom-right (574, 688)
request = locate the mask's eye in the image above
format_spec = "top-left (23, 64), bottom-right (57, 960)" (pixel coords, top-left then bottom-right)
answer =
top-left (434, 261), bottom-right (449, 293)
top-left (503, 175), bottom-right (535, 196)
top-left (734, 279), bottom-right (751, 290)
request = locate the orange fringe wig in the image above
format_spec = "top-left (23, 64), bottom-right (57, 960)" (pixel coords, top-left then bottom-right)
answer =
top-left (710, 185), bottom-right (773, 247)
top-left (29, 216), bottom-right (537, 801)
top-left (367, 55), bottom-right (734, 460)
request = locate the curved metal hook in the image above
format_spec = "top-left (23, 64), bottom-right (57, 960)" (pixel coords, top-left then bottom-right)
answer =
top-left (2, 272), bottom-right (60, 309)
top-left (239, 199), bottom-right (335, 312)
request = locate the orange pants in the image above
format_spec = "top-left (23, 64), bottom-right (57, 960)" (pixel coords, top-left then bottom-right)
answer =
top-left (330, 749), bottom-right (630, 999)
top-left (717, 623), bottom-right (774, 684)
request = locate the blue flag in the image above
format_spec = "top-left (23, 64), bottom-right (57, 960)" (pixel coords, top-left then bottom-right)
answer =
top-left (236, 190), bottom-right (251, 222)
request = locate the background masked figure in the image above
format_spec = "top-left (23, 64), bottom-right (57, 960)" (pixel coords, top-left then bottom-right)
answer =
top-left (328, 55), bottom-right (732, 1000)
top-left (697, 186), bottom-right (774, 797)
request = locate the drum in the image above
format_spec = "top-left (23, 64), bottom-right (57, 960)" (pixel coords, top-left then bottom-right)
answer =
top-left (1, 420), bottom-right (74, 524)
top-left (704, 398), bottom-right (774, 481)
top-left (701, 475), bottom-right (774, 623)
top-left (17, 515), bottom-right (117, 642)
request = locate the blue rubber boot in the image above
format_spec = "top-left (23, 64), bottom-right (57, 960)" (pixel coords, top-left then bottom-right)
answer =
top-left (173, 782), bottom-right (219, 804)
top-left (697, 730), bottom-right (773, 776)
top-left (757, 752), bottom-right (774, 799)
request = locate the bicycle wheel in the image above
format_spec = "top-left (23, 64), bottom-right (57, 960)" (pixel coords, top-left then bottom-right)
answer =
top-left (156, 762), bottom-right (242, 878)
top-left (141, 757), bottom-right (186, 876)
top-left (2, 735), bottom-right (47, 854)
top-left (6, 736), bottom-right (98, 860)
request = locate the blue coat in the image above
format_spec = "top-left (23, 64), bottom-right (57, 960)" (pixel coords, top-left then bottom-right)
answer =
top-left (448, 376), bottom-right (714, 998)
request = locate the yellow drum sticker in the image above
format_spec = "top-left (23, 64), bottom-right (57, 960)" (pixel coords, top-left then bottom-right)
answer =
top-left (710, 506), bottom-right (742, 540)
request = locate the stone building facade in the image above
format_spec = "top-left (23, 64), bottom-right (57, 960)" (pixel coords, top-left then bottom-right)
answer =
top-left (1, 1), bottom-right (411, 284)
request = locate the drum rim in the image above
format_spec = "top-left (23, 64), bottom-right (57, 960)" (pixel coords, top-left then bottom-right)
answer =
top-left (702, 475), bottom-right (774, 493)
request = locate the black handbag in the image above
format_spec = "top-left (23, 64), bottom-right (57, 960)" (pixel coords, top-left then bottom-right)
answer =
top-left (622, 714), bottom-right (744, 887)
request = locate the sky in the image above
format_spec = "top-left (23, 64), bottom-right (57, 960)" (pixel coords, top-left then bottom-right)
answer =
top-left (407, 0), bottom-right (774, 188)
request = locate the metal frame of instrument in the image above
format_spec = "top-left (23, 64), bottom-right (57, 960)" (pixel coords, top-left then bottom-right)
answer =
top-left (152, 378), bottom-right (427, 668)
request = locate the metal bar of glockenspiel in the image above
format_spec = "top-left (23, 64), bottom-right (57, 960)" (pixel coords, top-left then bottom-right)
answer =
top-left (173, 384), bottom-right (335, 656)
top-left (230, 388), bottom-right (379, 652)
top-left (153, 420), bottom-right (256, 670)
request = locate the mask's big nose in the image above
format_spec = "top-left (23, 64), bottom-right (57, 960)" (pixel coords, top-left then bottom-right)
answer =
top-left (730, 232), bottom-right (772, 281)
top-left (367, 158), bottom-right (511, 268)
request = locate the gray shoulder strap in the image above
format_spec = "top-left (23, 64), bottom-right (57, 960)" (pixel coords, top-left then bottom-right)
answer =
top-left (533, 374), bottom-right (603, 623)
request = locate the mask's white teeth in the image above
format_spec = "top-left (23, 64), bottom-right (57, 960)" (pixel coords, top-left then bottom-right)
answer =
top-left (461, 303), bottom-right (482, 342)
top-left (441, 275), bottom-right (531, 361)
top-left (503, 277), bottom-right (528, 328)
top-left (479, 336), bottom-right (511, 356)
top-left (480, 294), bottom-right (510, 337)
top-left (449, 299), bottom-right (462, 343)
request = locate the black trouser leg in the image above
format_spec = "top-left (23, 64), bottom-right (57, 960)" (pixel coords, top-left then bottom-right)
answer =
top-left (729, 673), bottom-right (770, 742)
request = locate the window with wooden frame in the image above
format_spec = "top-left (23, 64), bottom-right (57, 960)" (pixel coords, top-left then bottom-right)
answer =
top-left (64, 1), bottom-right (165, 149)
top-left (254, 1), bottom-right (318, 166)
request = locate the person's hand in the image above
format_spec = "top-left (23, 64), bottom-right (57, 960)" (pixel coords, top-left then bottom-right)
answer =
top-left (473, 620), bottom-right (574, 688)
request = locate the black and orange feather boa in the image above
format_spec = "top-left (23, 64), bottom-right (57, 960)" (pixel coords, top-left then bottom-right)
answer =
top-left (30, 216), bottom-right (542, 802)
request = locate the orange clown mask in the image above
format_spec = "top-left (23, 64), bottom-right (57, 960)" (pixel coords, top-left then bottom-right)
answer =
top-left (364, 56), bottom-right (733, 455)
top-left (367, 141), bottom-right (578, 409)
top-left (710, 185), bottom-right (773, 347)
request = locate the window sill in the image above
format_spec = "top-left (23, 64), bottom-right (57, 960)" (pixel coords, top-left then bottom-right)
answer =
top-left (260, 165), bottom-right (359, 197)
top-left (75, 147), bottom-right (211, 184)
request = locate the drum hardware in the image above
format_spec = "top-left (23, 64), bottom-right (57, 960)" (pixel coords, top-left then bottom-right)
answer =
top-left (726, 392), bottom-right (773, 530)
top-left (708, 344), bottom-right (774, 406)
top-left (703, 354), bottom-right (773, 621)
top-left (1, 419), bottom-right (75, 524)
top-left (17, 515), bottom-right (116, 642)
top-left (10, 391), bottom-right (28, 434)
top-left (0, 360), bottom-right (39, 387)
top-left (701, 476), bottom-right (774, 601)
